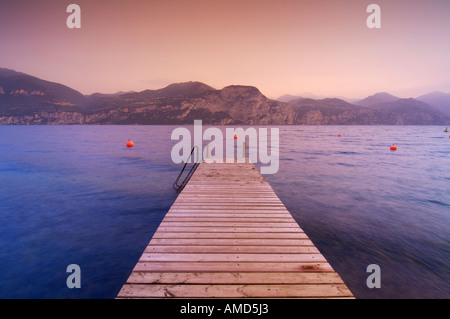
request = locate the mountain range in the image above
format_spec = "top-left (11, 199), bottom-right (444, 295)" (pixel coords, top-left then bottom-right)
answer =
top-left (0, 68), bottom-right (449, 125)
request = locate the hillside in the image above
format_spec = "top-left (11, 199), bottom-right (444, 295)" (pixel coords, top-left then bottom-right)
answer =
top-left (0, 68), bottom-right (85, 115)
top-left (289, 96), bottom-right (448, 125)
top-left (0, 69), bottom-right (448, 125)
top-left (416, 91), bottom-right (450, 117)
top-left (355, 92), bottom-right (400, 108)
top-left (368, 98), bottom-right (447, 125)
top-left (0, 70), bottom-right (296, 125)
top-left (77, 85), bottom-right (297, 125)
top-left (290, 98), bottom-right (374, 125)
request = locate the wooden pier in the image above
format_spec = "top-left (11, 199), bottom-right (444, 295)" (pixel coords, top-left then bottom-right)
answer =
top-left (117, 161), bottom-right (353, 298)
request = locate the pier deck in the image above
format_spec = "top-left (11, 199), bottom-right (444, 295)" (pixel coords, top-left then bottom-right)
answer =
top-left (117, 161), bottom-right (353, 298)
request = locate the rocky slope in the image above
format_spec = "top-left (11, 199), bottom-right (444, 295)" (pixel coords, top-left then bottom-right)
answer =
top-left (0, 68), bottom-right (85, 116)
top-left (0, 70), bottom-right (297, 125)
top-left (290, 97), bottom-right (449, 125)
top-left (0, 68), bottom-right (448, 125)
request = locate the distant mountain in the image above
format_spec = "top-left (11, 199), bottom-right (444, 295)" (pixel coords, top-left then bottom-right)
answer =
top-left (276, 94), bottom-right (304, 103)
top-left (0, 68), bottom-right (85, 115)
top-left (288, 95), bottom-right (448, 125)
top-left (290, 97), bottom-right (362, 112)
top-left (370, 98), bottom-right (447, 125)
top-left (81, 91), bottom-right (135, 109)
top-left (0, 70), bottom-right (296, 124)
top-left (289, 97), bottom-right (376, 125)
top-left (0, 68), bottom-right (448, 125)
top-left (277, 93), bottom-right (356, 104)
top-left (122, 82), bottom-right (215, 99)
top-left (355, 92), bottom-right (400, 108)
top-left (83, 81), bottom-right (217, 111)
top-left (416, 91), bottom-right (450, 117)
top-left (78, 84), bottom-right (296, 125)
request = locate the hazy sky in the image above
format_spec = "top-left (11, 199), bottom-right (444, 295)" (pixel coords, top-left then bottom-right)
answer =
top-left (1, 0), bottom-right (449, 99)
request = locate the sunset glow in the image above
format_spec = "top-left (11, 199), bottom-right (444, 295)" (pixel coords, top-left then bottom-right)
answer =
top-left (1, 0), bottom-right (449, 98)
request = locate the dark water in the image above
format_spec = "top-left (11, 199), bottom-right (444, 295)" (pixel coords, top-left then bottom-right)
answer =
top-left (0, 125), bottom-right (449, 299)
top-left (265, 126), bottom-right (450, 299)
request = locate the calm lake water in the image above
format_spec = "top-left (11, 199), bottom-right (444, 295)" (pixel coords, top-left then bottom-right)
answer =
top-left (0, 125), bottom-right (449, 299)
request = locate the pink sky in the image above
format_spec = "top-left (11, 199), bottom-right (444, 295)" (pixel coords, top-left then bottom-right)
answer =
top-left (0, 0), bottom-right (449, 99)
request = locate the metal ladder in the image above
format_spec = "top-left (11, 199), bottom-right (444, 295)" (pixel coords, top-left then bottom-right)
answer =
top-left (173, 146), bottom-right (200, 193)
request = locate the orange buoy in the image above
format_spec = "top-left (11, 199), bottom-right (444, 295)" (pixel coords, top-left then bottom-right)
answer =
top-left (390, 145), bottom-right (397, 151)
top-left (234, 135), bottom-right (237, 139)
top-left (338, 134), bottom-right (341, 137)
top-left (126, 139), bottom-right (134, 148)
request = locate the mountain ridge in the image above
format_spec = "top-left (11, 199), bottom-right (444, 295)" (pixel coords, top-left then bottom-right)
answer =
top-left (416, 91), bottom-right (450, 117)
top-left (354, 92), bottom-right (400, 108)
top-left (0, 68), bottom-right (448, 125)
top-left (0, 68), bottom-right (85, 115)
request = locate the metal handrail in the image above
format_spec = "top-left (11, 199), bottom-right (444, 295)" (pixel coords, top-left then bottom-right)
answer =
top-left (173, 146), bottom-right (200, 193)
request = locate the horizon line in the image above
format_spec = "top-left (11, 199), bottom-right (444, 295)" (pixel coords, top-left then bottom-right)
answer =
top-left (1, 66), bottom-right (448, 101)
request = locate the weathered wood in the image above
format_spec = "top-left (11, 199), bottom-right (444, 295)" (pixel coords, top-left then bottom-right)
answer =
top-left (162, 217), bottom-right (297, 222)
top-left (163, 213), bottom-right (294, 218)
top-left (125, 272), bottom-right (345, 284)
top-left (149, 238), bottom-right (315, 246)
top-left (156, 227), bottom-right (304, 233)
top-left (169, 209), bottom-right (290, 213)
top-left (118, 284), bottom-right (353, 298)
top-left (144, 245), bottom-right (319, 254)
top-left (132, 262), bottom-right (334, 272)
top-left (151, 232), bottom-right (309, 239)
top-left (158, 222), bottom-right (299, 227)
top-left (117, 161), bottom-right (353, 299)
top-left (139, 253), bottom-right (326, 262)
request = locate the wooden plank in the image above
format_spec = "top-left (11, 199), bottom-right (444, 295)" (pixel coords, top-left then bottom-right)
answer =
top-left (174, 195), bottom-right (282, 199)
top-left (182, 189), bottom-right (274, 192)
top-left (125, 272), bottom-right (345, 284)
top-left (161, 219), bottom-right (297, 223)
top-left (156, 227), bottom-right (303, 233)
top-left (151, 232), bottom-right (309, 239)
top-left (144, 245), bottom-right (319, 254)
top-left (169, 206), bottom-right (287, 211)
top-left (139, 253), bottom-right (326, 263)
top-left (172, 204), bottom-right (284, 207)
top-left (149, 238), bottom-right (315, 246)
top-left (158, 222), bottom-right (299, 228)
top-left (176, 197), bottom-right (279, 200)
top-left (118, 284), bottom-right (353, 298)
top-left (162, 213), bottom-right (294, 218)
top-left (174, 200), bottom-right (283, 204)
top-left (182, 188), bottom-right (274, 191)
top-left (133, 262), bottom-right (334, 273)
top-left (162, 217), bottom-right (296, 222)
top-left (169, 209), bottom-right (290, 213)
top-left (174, 198), bottom-right (282, 200)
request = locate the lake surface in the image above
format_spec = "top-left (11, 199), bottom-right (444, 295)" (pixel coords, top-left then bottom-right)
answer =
top-left (0, 125), bottom-right (448, 299)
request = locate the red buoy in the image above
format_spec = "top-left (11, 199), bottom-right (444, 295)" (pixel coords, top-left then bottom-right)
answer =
top-left (390, 145), bottom-right (397, 151)
top-left (126, 139), bottom-right (134, 148)
top-left (338, 134), bottom-right (341, 137)
top-left (234, 135), bottom-right (237, 139)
